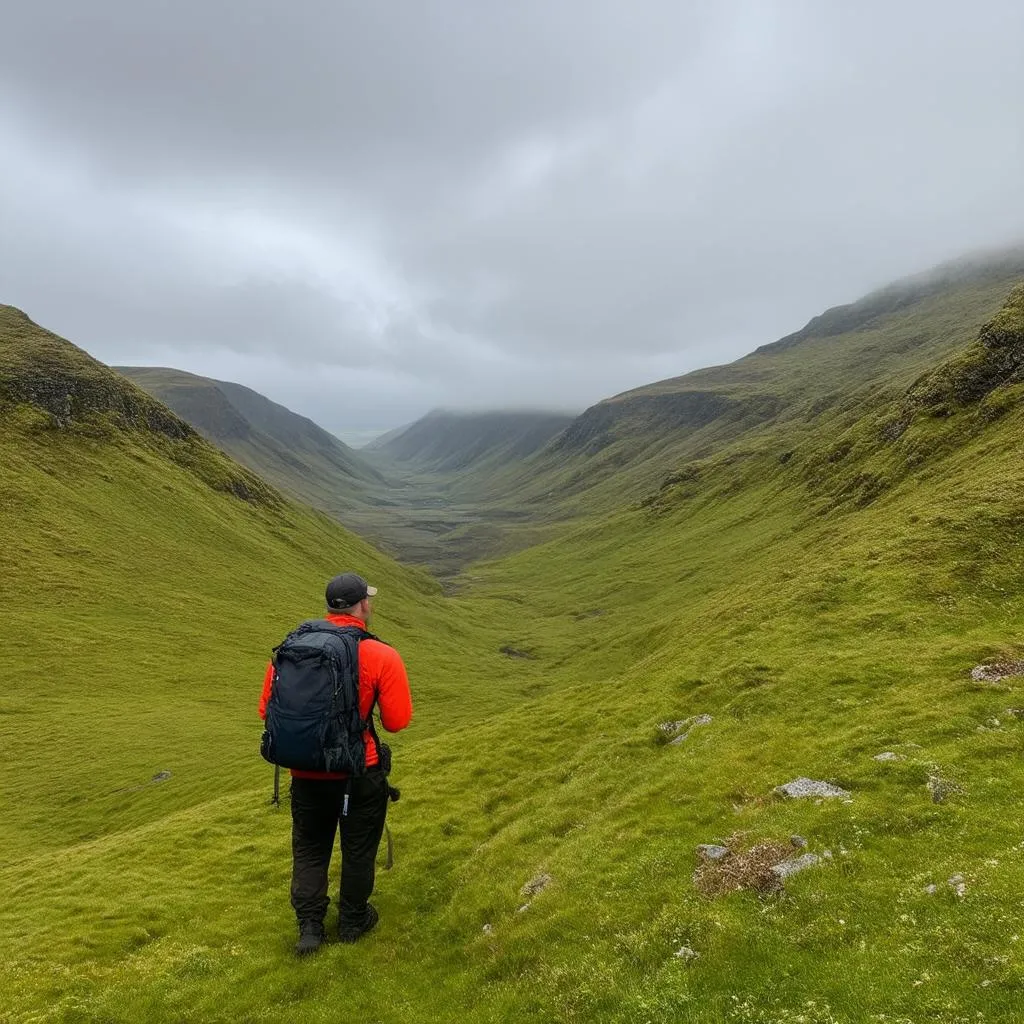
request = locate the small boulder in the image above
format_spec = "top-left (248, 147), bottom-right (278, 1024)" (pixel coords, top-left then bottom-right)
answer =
top-left (927, 774), bottom-right (958, 804)
top-left (696, 844), bottom-right (731, 863)
top-left (658, 720), bottom-right (687, 734)
top-left (775, 778), bottom-right (851, 800)
top-left (482, 923), bottom-right (493, 935)
top-left (790, 835), bottom-right (808, 849)
top-left (948, 874), bottom-right (967, 898)
top-left (873, 752), bottom-right (902, 762)
top-left (673, 946), bottom-right (700, 962)
top-left (520, 873), bottom-right (552, 898)
top-left (771, 852), bottom-right (821, 880)
top-left (667, 714), bottom-right (713, 745)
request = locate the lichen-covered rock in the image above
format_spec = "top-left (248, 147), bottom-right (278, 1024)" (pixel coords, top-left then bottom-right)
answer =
top-left (971, 661), bottom-right (1024, 683)
top-left (520, 873), bottom-right (552, 898)
top-left (696, 844), bottom-right (731, 863)
top-left (926, 773), bottom-right (959, 804)
top-left (667, 714), bottom-right (713, 745)
top-left (771, 852), bottom-right (821, 880)
top-left (775, 777), bottom-right (850, 799)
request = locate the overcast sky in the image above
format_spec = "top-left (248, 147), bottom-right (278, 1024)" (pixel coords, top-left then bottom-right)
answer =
top-left (2, 2), bottom-right (1023, 441)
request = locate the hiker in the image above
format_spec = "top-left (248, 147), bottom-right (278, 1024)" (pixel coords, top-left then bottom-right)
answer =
top-left (259, 572), bottom-right (413, 955)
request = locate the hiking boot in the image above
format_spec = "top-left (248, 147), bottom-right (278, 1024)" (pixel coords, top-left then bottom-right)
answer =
top-left (337, 902), bottom-right (378, 944)
top-left (295, 919), bottom-right (326, 956)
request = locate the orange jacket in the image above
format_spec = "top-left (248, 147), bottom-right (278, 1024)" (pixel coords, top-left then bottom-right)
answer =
top-left (259, 613), bottom-right (413, 779)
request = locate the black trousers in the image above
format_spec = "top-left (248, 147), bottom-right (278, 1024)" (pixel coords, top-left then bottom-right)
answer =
top-left (289, 771), bottom-right (389, 926)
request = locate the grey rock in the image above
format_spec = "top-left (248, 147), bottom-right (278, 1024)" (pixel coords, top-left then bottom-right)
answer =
top-left (790, 835), bottom-right (808, 849)
top-left (775, 777), bottom-right (851, 800)
top-left (516, 903), bottom-right (530, 913)
top-left (482, 923), bottom-right (493, 935)
top-left (927, 773), bottom-right (958, 803)
top-left (873, 752), bottom-right (902, 762)
top-left (667, 714), bottom-right (713, 745)
top-left (520, 873), bottom-right (552, 898)
top-left (948, 874), bottom-right (967, 898)
top-left (924, 884), bottom-right (938, 895)
top-left (151, 770), bottom-right (172, 783)
top-left (696, 844), bottom-right (731, 862)
top-left (673, 945), bottom-right (700, 962)
top-left (658, 720), bottom-right (687, 734)
top-left (771, 852), bottom-right (821, 880)
top-left (971, 661), bottom-right (1024, 683)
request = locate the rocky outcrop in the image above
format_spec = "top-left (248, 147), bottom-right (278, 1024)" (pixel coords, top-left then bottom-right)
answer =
top-left (906, 284), bottom-right (1024, 412)
top-left (0, 305), bottom-right (193, 439)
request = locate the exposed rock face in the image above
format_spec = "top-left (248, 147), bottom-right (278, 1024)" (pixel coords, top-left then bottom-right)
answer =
top-left (0, 305), bottom-right (193, 440)
top-left (551, 390), bottom-right (739, 456)
top-left (907, 284), bottom-right (1024, 410)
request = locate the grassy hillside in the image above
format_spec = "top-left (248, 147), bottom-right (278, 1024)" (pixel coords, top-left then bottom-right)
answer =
top-left (117, 365), bottom-right (387, 514)
top-left (4, 283), bottom-right (1024, 1023)
top-left (475, 248), bottom-right (1024, 514)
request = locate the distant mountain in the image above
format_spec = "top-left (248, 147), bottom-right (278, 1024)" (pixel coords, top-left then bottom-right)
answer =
top-left (366, 409), bottom-right (576, 474)
top-left (116, 367), bottom-right (387, 512)
top-left (362, 421), bottom-right (414, 452)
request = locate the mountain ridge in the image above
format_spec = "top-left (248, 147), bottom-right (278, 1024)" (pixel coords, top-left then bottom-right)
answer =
top-left (117, 365), bottom-right (387, 513)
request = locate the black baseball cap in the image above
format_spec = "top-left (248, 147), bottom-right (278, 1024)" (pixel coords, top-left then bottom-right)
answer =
top-left (325, 572), bottom-right (378, 609)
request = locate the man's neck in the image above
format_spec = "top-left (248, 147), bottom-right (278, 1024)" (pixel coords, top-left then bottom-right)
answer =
top-left (327, 611), bottom-right (367, 626)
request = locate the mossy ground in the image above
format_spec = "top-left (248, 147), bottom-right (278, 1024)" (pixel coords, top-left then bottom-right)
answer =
top-left (3, 287), bottom-right (1024, 1022)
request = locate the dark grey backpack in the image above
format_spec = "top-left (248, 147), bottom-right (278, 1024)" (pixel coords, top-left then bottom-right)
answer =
top-left (260, 621), bottom-right (377, 775)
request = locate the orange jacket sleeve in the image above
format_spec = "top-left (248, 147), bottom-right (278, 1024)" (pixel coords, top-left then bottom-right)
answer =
top-left (258, 661), bottom-right (274, 720)
top-left (375, 645), bottom-right (413, 733)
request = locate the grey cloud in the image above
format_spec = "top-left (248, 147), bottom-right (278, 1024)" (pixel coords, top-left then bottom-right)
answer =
top-left (2, 1), bottom-right (1024, 435)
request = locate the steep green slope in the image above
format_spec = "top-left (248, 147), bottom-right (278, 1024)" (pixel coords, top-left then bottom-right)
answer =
top-left (4, 290), bottom-right (1024, 1022)
top-left (117, 365), bottom-right (387, 514)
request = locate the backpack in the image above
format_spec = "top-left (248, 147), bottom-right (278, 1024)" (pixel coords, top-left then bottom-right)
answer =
top-left (259, 620), bottom-right (380, 775)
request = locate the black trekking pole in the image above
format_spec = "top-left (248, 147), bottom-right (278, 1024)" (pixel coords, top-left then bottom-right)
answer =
top-left (270, 764), bottom-right (281, 807)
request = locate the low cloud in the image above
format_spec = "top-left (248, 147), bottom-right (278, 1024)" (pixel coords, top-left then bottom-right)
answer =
top-left (2, 1), bottom-right (1023, 436)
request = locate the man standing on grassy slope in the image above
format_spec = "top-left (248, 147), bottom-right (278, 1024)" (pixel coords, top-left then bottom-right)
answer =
top-left (259, 573), bottom-right (413, 956)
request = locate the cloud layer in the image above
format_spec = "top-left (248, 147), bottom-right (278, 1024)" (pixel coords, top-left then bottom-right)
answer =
top-left (3, 1), bottom-right (1023, 435)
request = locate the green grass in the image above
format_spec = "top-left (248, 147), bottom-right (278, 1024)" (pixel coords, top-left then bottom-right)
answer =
top-left (3, 280), bottom-right (1024, 1022)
